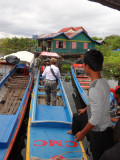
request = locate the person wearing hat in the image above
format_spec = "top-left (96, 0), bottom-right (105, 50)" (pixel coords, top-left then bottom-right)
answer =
top-left (110, 86), bottom-right (120, 123)
top-left (42, 58), bottom-right (60, 106)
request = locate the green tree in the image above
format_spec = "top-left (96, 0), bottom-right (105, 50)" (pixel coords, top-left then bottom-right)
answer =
top-left (92, 37), bottom-right (103, 40)
top-left (104, 35), bottom-right (120, 50)
top-left (103, 55), bottom-right (120, 78)
top-left (0, 37), bottom-right (37, 55)
top-left (96, 44), bottom-right (112, 57)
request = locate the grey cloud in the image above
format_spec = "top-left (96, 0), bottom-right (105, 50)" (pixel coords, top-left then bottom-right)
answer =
top-left (0, 0), bottom-right (120, 38)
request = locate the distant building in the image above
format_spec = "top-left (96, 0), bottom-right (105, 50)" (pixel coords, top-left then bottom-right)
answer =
top-left (35, 27), bottom-right (101, 56)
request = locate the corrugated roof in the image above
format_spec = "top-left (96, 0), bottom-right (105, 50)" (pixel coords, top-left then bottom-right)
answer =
top-left (38, 30), bottom-right (83, 40)
top-left (38, 28), bottom-right (101, 44)
top-left (65, 30), bottom-right (83, 39)
top-left (38, 33), bottom-right (64, 39)
top-left (58, 27), bottom-right (73, 33)
top-left (58, 26), bottom-right (88, 34)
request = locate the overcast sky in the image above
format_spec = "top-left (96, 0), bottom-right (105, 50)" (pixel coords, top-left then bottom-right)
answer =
top-left (0, 0), bottom-right (120, 39)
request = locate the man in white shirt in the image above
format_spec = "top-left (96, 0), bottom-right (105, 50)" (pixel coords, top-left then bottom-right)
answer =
top-left (42, 58), bottom-right (60, 106)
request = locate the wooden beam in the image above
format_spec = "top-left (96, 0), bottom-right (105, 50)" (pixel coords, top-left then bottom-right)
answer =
top-left (89, 0), bottom-right (120, 11)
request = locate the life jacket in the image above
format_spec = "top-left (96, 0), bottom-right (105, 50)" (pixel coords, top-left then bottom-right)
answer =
top-left (41, 66), bottom-right (45, 73)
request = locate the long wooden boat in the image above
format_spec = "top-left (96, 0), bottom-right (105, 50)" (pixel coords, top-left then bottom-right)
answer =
top-left (26, 70), bottom-right (88, 160)
top-left (71, 64), bottom-right (91, 105)
top-left (0, 54), bottom-right (34, 160)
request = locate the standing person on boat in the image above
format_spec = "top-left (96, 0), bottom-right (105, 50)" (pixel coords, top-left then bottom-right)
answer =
top-left (36, 57), bottom-right (41, 70)
top-left (110, 86), bottom-right (120, 123)
top-left (67, 86), bottom-right (120, 138)
top-left (42, 58), bottom-right (60, 106)
top-left (74, 49), bottom-right (114, 160)
top-left (45, 58), bottom-right (50, 67)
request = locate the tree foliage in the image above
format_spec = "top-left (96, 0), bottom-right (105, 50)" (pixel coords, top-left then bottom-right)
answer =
top-left (0, 37), bottom-right (37, 55)
top-left (92, 36), bottom-right (103, 40)
top-left (96, 44), bottom-right (112, 57)
top-left (103, 55), bottom-right (120, 78)
top-left (104, 35), bottom-right (120, 50)
top-left (95, 35), bottom-right (120, 78)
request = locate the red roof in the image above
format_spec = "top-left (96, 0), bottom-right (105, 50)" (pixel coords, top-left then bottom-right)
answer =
top-left (58, 27), bottom-right (73, 33)
top-left (58, 27), bottom-right (88, 34)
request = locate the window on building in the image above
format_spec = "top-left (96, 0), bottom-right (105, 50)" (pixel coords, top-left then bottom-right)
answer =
top-left (59, 41), bottom-right (63, 48)
top-left (56, 41), bottom-right (66, 49)
top-left (83, 43), bottom-right (88, 49)
top-left (72, 42), bottom-right (76, 49)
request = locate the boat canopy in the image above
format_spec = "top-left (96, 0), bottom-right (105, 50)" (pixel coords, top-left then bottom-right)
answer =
top-left (4, 51), bottom-right (34, 67)
top-left (39, 51), bottom-right (60, 58)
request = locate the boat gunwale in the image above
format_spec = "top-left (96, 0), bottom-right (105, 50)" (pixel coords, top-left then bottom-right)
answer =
top-left (71, 66), bottom-right (87, 105)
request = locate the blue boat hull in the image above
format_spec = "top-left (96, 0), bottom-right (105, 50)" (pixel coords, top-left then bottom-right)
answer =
top-left (71, 66), bottom-right (87, 105)
top-left (0, 67), bottom-right (34, 160)
top-left (26, 70), bottom-right (87, 159)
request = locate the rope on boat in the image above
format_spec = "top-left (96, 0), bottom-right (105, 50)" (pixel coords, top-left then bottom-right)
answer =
top-left (59, 150), bottom-right (90, 160)
top-left (29, 151), bottom-right (90, 160)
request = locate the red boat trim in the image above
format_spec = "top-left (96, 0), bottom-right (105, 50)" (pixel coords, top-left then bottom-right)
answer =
top-left (4, 75), bottom-right (33, 160)
top-left (72, 64), bottom-right (84, 67)
top-left (76, 75), bottom-right (90, 78)
top-left (77, 78), bottom-right (91, 81)
top-left (81, 86), bottom-right (89, 89)
top-left (79, 82), bottom-right (91, 84)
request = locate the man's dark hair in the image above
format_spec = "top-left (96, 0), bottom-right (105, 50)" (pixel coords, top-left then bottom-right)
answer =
top-left (83, 49), bottom-right (104, 71)
top-left (115, 88), bottom-right (120, 96)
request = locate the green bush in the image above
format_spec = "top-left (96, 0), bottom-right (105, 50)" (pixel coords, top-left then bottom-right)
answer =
top-left (96, 44), bottom-right (112, 57)
top-left (103, 56), bottom-right (120, 77)
top-left (65, 75), bottom-right (71, 81)
top-left (61, 64), bottom-right (70, 73)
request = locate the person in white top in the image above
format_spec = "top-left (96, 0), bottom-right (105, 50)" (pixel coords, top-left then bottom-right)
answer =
top-left (42, 58), bottom-right (60, 106)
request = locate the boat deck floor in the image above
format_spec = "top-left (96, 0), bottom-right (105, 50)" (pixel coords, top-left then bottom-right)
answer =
top-left (37, 95), bottom-right (64, 106)
top-left (36, 104), bottom-right (67, 121)
top-left (29, 127), bottom-right (84, 159)
top-left (0, 73), bottom-right (29, 115)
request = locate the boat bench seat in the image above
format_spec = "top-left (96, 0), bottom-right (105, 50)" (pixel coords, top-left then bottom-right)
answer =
top-left (36, 104), bottom-right (67, 122)
top-left (38, 92), bottom-right (62, 96)
top-left (0, 115), bottom-right (16, 148)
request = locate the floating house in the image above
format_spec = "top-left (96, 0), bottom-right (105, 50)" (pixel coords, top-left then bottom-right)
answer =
top-left (36, 27), bottom-right (101, 56)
